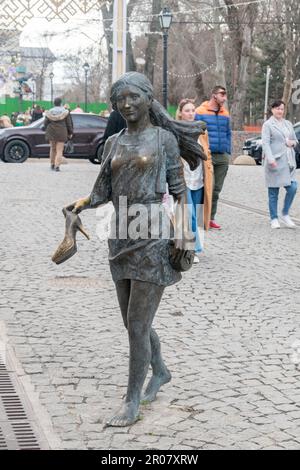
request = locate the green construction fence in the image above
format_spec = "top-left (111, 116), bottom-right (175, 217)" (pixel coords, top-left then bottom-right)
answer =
top-left (0, 96), bottom-right (176, 118)
top-left (0, 96), bottom-right (108, 116)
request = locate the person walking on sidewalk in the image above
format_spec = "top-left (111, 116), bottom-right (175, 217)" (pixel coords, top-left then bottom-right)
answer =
top-left (31, 104), bottom-right (43, 122)
top-left (262, 100), bottom-right (298, 229)
top-left (44, 97), bottom-right (73, 171)
top-left (176, 98), bottom-right (213, 262)
top-left (195, 85), bottom-right (231, 229)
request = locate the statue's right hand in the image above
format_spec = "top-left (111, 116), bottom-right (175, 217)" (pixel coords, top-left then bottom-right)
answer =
top-left (65, 196), bottom-right (91, 214)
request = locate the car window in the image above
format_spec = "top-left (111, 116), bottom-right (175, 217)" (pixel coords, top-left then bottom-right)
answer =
top-left (294, 125), bottom-right (300, 138)
top-left (29, 118), bottom-right (45, 128)
top-left (71, 114), bottom-right (107, 129)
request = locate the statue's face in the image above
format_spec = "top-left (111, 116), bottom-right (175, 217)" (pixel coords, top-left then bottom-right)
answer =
top-left (116, 85), bottom-right (151, 123)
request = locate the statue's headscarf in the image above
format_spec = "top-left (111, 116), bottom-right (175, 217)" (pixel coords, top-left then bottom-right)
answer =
top-left (110, 72), bottom-right (207, 169)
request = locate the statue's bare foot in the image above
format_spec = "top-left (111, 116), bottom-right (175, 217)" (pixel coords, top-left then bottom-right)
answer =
top-left (106, 401), bottom-right (139, 427)
top-left (142, 370), bottom-right (171, 403)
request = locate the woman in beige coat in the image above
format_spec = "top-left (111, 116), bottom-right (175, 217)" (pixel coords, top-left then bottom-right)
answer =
top-left (176, 99), bottom-right (213, 260)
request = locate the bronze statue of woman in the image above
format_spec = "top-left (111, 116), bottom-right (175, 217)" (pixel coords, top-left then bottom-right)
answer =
top-left (64, 72), bottom-right (206, 427)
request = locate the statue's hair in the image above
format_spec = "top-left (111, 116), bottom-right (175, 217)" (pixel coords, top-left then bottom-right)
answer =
top-left (110, 72), bottom-right (206, 169)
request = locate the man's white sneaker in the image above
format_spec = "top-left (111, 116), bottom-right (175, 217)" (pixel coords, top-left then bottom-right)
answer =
top-left (279, 214), bottom-right (296, 228)
top-left (193, 255), bottom-right (200, 264)
top-left (271, 218), bottom-right (280, 229)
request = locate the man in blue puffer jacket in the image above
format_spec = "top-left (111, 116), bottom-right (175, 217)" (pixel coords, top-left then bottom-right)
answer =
top-left (195, 86), bottom-right (231, 229)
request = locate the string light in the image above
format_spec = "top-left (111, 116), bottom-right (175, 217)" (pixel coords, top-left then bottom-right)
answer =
top-left (165, 63), bottom-right (215, 78)
top-left (129, 0), bottom-right (269, 21)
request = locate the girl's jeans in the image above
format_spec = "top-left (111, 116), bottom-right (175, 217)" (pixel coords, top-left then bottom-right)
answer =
top-left (187, 187), bottom-right (204, 253)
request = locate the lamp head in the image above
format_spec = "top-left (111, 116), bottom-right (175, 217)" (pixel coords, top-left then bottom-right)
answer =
top-left (159, 7), bottom-right (172, 31)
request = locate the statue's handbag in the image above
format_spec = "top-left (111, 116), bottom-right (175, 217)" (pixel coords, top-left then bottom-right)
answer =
top-left (169, 239), bottom-right (195, 272)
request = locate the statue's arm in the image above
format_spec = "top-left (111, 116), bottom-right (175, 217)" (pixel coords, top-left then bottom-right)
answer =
top-left (66, 137), bottom-right (114, 214)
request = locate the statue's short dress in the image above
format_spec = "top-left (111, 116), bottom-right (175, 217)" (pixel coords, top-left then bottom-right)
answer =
top-left (90, 127), bottom-right (186, 287)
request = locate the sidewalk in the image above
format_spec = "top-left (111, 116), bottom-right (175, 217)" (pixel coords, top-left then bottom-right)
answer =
top-left (0, 162), bottom-right (300, 450)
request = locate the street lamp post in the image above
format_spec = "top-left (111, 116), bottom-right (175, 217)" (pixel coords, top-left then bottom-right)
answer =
top-left (83, 62), bottom-right (90, 112)
top-left (159, 7), bottom-right (172, 109)
top-left (49, 72), bottom-right (54, 105)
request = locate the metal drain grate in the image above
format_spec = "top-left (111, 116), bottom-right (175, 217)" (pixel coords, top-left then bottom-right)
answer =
top-left (0, 426), bottom-right (6, 449)
top-left (0, 374), bottom-right (16, 394)
top-left (12, 422), bottom-right (40, 449)
top-left (0, 421), bottom-right (40, 450)
top-left (2, 395), bottom-right (28, 420)
top-left (0, 354), bottom-right (48, 449)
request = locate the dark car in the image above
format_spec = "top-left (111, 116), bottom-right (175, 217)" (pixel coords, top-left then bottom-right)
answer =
top-left (243, 122), bottom-right (300, 168)
top-left (0, 112), bottom-right (108, 164)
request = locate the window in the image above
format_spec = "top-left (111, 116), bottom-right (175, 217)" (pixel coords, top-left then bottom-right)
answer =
top-left (72, 114), bottom-right (107, 129)
top-left (29, 118), bottom-right (44, 128)
top-left (294, 125), bottom-right (300, 139)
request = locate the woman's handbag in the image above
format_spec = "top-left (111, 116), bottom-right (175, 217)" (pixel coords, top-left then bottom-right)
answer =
top-left (65, 140), bottom-right (74, 154)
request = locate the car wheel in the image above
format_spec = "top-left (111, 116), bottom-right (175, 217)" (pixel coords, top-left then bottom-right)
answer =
top-left (3, 139), bottom-right (30, 163)
top-left (89, 143), bottom-right (104, 164)
top-left (252, 149), bottom-right (262, 165)
top-left (88, 156), bottom-right (101, 164)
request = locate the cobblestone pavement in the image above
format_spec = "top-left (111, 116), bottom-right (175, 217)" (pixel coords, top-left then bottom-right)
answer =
top-left (1, 160), bottom-right (300, 450)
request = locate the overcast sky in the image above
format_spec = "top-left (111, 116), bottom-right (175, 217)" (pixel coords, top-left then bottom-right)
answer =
top-left (20, 16), bottom-right (103, 84)
top-left (20, 17), bottom-right (101, 53)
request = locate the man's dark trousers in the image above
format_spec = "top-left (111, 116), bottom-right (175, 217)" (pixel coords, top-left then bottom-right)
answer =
top-left (211, 152), bottom-right (230, 220)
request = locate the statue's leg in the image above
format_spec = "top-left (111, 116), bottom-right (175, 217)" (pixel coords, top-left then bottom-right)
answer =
top-left (107, 280), bottom-right (164, 427)
top-left (115, 280), bottom-right (170, 402)
top-left (115, 280), bottom-right (170, 403)
top-left (141, 328), bottom-right (171, 403)
top-left (115, 279), bottom-right (131, 329)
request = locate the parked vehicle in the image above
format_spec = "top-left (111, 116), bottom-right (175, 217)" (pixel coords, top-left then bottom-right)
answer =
top-left (243, 122), bottom-right (300, 168)
top-left (0, 112), bottom-right (108, 164)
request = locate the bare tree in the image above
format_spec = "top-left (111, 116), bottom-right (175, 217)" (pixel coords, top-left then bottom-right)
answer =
top-left (281, 0), bottom-right (300, 116)
top-left (144, 0), bottom-right (163, 83)
top-left (213, 0), bottom-right (227, 88)
top-left (101, 0), bottom-right (114, 101)
top-left (223, 0), bottom-right (258, 129)
top-left (127, 0), bottom-right (139, 72)
top-left (20, 32), bottom-right (56, 100)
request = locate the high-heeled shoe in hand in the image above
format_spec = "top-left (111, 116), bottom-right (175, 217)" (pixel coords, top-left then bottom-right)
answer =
top-left (52, 208), bottom-right (90, 265)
